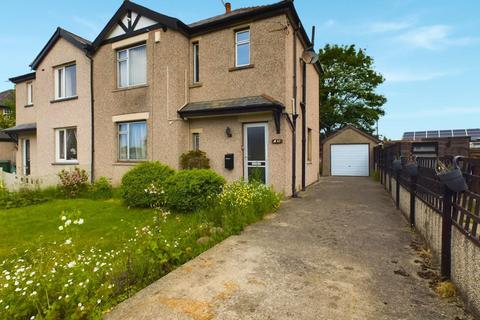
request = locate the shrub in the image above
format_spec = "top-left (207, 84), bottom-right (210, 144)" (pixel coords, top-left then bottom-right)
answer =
top-left (218, 180), bottom-right (281, 233)
top-left (0, 187), bottom-right (53, 209)
top-left (180, 150), bottom-right (210, 170)
top-left (121, 162), bottom-right (175, 208)
top-left (58, 168), bottom-right (89, 197)
top-left (165, 169), bottom-right (225, 212)
top-left (91, 177), bottom-right (113, 199)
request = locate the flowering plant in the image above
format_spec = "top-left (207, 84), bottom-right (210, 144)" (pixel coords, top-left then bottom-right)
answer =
top-left (58, 168), bottom-right (89, 197)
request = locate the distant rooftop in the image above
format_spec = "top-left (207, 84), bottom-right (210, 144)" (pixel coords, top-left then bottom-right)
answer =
top-left (402, 129), bottom-right (480, 141)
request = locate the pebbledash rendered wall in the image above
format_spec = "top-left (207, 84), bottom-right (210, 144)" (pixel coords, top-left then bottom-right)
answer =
top-left (384, 175), bottom-right (480, 316)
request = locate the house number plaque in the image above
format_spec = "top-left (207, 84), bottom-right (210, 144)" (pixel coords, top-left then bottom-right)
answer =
top-left (272, 139), bottom-right (283, 144)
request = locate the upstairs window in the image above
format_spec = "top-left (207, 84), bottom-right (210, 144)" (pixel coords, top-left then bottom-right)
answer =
top-left (55, 64), bottom-right (77, 99)
top-left (193, 42), bottom-right (200, 83)
top-left (235, 29), bottom-right (250, 67)
top-left (27, 82), bottom-right (33, 105)
top-left (117, 44), bottom-right (147, 88)
top-left (56, 127), bottom-right (78, 162)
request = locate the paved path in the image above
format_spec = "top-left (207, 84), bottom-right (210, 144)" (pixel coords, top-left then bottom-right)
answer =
top-left (106, 177), bottom-right (472, 320)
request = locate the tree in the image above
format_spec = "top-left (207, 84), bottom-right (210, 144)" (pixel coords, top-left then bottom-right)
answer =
top-left (319, 44), bottom-right (386, 137)
top-left (0, 90), bottom-right (15, 129)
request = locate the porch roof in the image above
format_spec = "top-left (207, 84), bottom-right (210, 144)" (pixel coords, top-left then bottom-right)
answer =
top-left (3, 122), bottom-right (37, 134)
top-left (178, 95), bottom-right (284, 134)
top-left (178, 95), bottom-right (284, 118)
top-left (0, 132), bottom-right (13, 142)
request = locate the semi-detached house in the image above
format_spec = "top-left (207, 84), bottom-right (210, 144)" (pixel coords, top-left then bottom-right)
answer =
top-left (6, 0), bottom-right (321, 196)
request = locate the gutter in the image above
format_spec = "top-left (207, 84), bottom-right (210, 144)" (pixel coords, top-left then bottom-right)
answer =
top-left (87, 52), bottom-right (95, 183)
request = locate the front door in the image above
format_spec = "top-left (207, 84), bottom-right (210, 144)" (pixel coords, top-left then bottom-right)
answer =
top-left (23, 139), bottom-right (30, 176)
top-left (244, 123), bottom-right (268, 184)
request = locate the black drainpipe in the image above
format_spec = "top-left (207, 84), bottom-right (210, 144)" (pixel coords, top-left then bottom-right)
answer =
top-left (301, 60), bottom-right (306, 191)
top-left (292, 28), bottom-right (298, 198)
top-left (87, 52), bottom-right (95, 183)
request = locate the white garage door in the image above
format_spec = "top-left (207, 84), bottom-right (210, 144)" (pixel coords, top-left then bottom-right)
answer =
top-left (331, 144), bottom-right (369, 176)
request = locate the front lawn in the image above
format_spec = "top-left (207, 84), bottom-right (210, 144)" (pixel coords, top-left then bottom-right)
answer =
top-left (0, 199), bottom-right (155, 259)
top-left (0, 181), bottom-right (281, 319)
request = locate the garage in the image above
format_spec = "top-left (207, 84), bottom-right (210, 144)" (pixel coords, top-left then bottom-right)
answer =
top-left (331, 144), bottom-right (369, 176)
top-left (321, 125), bottom-right (380, 177)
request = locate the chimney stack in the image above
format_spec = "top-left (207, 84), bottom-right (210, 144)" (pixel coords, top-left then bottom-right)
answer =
top-left (225, 2), bottom-right (232, 13)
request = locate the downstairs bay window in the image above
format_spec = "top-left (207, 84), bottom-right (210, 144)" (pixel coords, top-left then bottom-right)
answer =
top-left (118, 121), bottom-right (147, 161)
top-left (56, 127), bottom-right (78, 163)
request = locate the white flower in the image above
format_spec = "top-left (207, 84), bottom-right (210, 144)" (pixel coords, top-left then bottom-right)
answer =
top-left (5, 275), bottom-right (10, 280)
top-left (3, 284), bottom-right (8, 288)
top-left (30, 316), bottom-right (35, 320)
top-left (5, 305), bottom-right (9, 309)
top-left (30, 271), bottom-right (35, 277)
top-left (58, 226), bottom-right (64, 231)
top-left (31, 291), bottom-right (37, 296)
top-left (65, 238), bottom-right (72, 245)
top-left (78, 218), bottom-right (84, 225)
top-left (93, 267), bottom-right (99, 273)
top-left (65, 220), bottom-right (72, 226)
top-left (67, 261), bottom-right (76, 268)
top-left (61, 216), bottom-right (67, 221)
top-left (58, 296), bottom-right (62, 300)
top-left (26, 280), bottom-right (33, 285)
top-left (97, 299), bottom-right (101, 304)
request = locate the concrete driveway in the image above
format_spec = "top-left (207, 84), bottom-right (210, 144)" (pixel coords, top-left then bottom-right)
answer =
top-left (106, 177), bottom-right (472, 320)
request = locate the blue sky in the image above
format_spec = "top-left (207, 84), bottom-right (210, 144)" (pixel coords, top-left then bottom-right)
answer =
top-left (1, 0), bottom-right (479, 139)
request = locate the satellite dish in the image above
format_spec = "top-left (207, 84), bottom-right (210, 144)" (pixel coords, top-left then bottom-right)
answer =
top-left (301, 26), bottom-right (318, 64)
top-left (301, 48), bottom-right (318, 64)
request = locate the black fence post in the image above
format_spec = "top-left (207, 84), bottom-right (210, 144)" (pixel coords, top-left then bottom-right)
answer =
top-left (389, 170), bottom-right (392, 193)
top-left (410, 175), bottom-right (417, 227)
top-left (396, 171), bottom-right (400, 209)
top-left (441, 188), bottom-right (453, 279)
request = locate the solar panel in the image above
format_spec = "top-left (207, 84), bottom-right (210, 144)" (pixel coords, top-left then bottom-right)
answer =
top-left (467, 129), bottom-right (480, 141)
top-left (403, 132), bottom-right (414, 140)
top-left (453, 129), bottom-right (467, 137)
top-left (402, 128), bottom-right (480, 141)
top-left (440, 130), bottom-right (452, 137)
top-left (415, 131), bottom-right (427, 139)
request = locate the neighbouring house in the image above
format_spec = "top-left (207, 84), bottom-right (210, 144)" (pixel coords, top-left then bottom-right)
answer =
top-left (0, 89), bottom-right (14, 117)
top-left (321, 125), bottom-right (380, 177)
top-left (0, 90), bottom-right (16, 170)
top-left (400, 129), bottom-right (480, 158)
top-left (5, 0), bottom-right (321, 196)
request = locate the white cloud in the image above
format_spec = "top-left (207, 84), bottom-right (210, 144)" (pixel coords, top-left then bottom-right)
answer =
top-left (396, 25), bottom-right (477, 50)
top-left (383, 70), bottom-right (448, 82)
top-left (385, 107), bottom-right (480, 120)
top-left (369, 20), bottom-right (413, 33)
top-left (321, 19), bottom-right (336, 28)
top-left (72, 16), bottom-right (101, 34)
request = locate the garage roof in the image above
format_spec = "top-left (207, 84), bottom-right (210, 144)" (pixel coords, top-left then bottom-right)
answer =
top-left (322, 125), bottom-right (381, 144)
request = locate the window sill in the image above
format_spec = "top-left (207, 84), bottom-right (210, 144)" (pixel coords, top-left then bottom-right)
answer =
top-left (50, 96), bottom-right (78, 104)
top-left (24, 104), bottom-right (34, 108)
top-left (113, 161), bottom-right (147, 166)
top-left (229, 64), bottom-right (255, 72)
top-left (189, 82), bottom-right (203, 88)
top-left (113, 84), bottom-right (148, 93)
top-left (52, 162), bottom-right (79, 166)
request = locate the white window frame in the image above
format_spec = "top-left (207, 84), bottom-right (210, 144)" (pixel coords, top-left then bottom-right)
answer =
top-left (117, 44), bottom-right (147, 88)
top-left (192, 132), bottom-right (200, 151)
top-left (307, 128), bottom-right (313, 162)
top-left (54, 64), bottom-right (76, 100)
top-left (193, 42), bottom-right (200, 83)
top-left (117, 121), bottom-right (147, 161)
top-left (27, 82), bottom-right (33, 105)
top-left (55, 127), bottom-right (78, 163)
top-left (235, 29), bottom-right (250, 67)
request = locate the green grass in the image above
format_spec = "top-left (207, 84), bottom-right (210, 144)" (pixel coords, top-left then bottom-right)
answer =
top-left (0, 198), bottom-right (157, 259)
